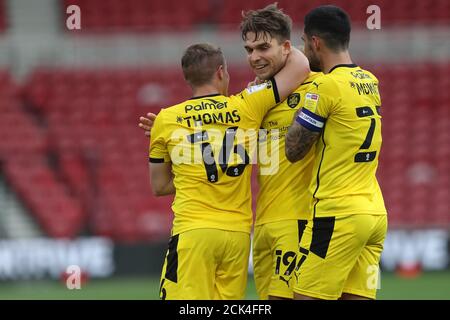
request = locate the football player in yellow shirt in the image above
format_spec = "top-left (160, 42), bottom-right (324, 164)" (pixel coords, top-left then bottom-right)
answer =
top-left (149, 43), bottom-right (309, 300)
top-left (240, 5), bottom-right (320, 300)
top-left (285, 5), bottom-right (387, 300)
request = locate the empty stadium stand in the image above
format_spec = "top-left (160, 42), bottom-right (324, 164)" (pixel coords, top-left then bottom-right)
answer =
top-left (373, 63), bottom-right (450, 227)
top-left (0, 0), bottom-right (448, 241)
top-left (63, 0), bottom-right (212, 31)
top-left (62, 0), bottom-right (450, 32)
top-left (0, 71), bottom-right (84, 238)
top-left (1, 58), bottom-right (449, 241)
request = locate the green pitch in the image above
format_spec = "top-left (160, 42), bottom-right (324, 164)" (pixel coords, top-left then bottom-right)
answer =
top-left (0, 272), bottom-right (449, 300)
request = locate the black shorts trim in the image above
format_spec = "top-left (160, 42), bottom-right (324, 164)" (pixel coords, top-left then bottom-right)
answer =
top-left (310, 217), bottom-right (335, 259)
top-left (165, 234), bottom-right (179, 283)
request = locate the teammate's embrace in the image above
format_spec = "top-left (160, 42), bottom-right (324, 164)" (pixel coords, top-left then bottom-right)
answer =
top-left (141, 4), bottom-right (321, 300)
top-left (149, 43), bottom-right (309, 299)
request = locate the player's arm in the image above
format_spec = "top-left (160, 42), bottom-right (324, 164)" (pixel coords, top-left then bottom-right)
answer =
top-left (149, 162), bottom-right (175, 196)
top-left (148, 112), bottom-right (175, 196)
top-left (138, 112), bottom-right (157, 137)
top-left (285, 109), bottom-right (321, 163)
top-left (273, 48), bottom-right (310, 102)
top-left (286, 78), bottom-right (333, 163)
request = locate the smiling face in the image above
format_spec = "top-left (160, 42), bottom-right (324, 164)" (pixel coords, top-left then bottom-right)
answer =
top-left (244, 31), bottom-right (291, 81)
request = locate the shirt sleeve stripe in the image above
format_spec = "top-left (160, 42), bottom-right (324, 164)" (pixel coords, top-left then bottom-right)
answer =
top-left (149, 157), bottom-right (165, 163)
top-left (269, 77), bottom-right (280, 104)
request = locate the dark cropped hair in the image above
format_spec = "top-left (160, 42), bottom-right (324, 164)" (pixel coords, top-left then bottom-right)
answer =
top-left (181, 43), bottom-right (225, 87)
top-left (240, 3), bottom-right (292, 43)
top-left (304, 5), bottom-right (351, 51)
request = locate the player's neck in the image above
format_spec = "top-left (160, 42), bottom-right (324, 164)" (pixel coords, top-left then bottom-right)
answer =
top-left (321, 51), bottom-right (353, 74)
top-left (191, 84), bottom-right (222, 98)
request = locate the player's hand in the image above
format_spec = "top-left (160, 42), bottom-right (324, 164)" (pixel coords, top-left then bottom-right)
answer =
top-left (247, 77), bottom-right (263, 87)
top-left (138, 112), bottom-right (157, 137)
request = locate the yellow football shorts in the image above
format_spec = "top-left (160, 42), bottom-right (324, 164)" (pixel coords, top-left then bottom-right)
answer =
top-left (159, 228), bottom-right (251, 300)
top-left (253, 219), bottom-right (308, 299)
top-left (293, 214), bottom-right (387, 300)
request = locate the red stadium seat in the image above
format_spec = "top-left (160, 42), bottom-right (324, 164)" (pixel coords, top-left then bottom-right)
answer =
top-left (63, 0), bottom-right (212, 32)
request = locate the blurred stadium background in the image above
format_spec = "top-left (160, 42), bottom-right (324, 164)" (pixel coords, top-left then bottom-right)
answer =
top-left (0, 0), bottom-right (449, 299)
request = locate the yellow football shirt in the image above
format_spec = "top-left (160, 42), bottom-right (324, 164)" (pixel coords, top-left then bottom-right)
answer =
top-left (149, 80), bottom-right (280, 235)
top-left (256, 72), bottom-right (322, 225)
top-left (296, 64), bottom-right (387, 217)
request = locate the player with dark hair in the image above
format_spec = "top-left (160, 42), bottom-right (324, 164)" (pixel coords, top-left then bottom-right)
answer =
top-left (285, 5), bottom-right (387, 300)
top-left (150, 42), bottom-right (309, 299)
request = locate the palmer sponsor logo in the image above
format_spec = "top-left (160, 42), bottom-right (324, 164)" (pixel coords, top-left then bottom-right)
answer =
top-left (185, 101), bottom-right (228, 113)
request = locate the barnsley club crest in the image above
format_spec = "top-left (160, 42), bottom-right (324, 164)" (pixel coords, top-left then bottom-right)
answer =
top-left (287, 93), bottom-right (301, 108)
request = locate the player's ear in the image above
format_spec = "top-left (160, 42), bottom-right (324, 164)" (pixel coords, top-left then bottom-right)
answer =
top-left (281, 39), bottom-right (292, 55)
top-left (311, 36), bottom-right (321, 52)
top-left (217, 65), bottom-right (224, 80)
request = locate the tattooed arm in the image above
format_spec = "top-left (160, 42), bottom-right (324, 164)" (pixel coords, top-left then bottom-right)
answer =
top-left (285, 109), bottom-right (321, 163)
